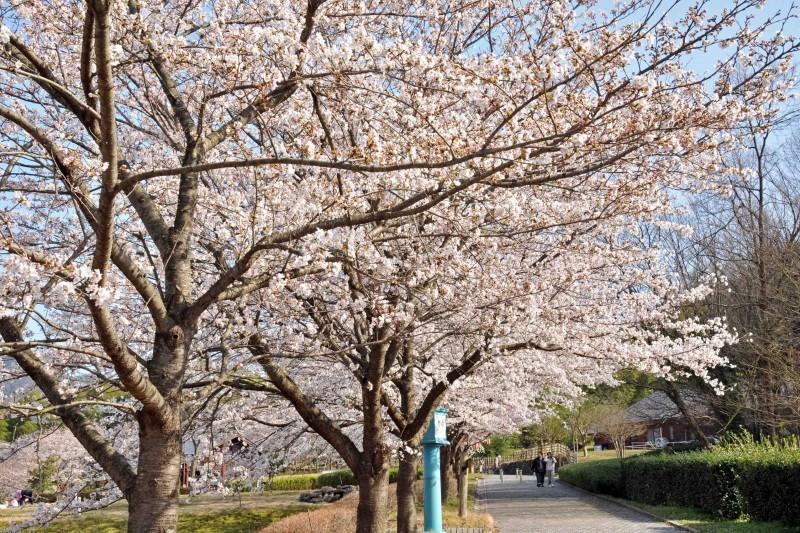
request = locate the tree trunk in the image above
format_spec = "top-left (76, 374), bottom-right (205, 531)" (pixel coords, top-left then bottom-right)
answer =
top-left (663, 382), bottom-right (712, 449)
top-left (127, 408), bottom-right (181, 533)
top-left (457, 460), bottom-right (469, 518)
top-left (356, 465), bottom-right (391, 533)
top-left (127, 326), bottom-right (188, 532)
top-left (439, 444), bottom-right (455, 504)
top-left (396, 449), bottom-right (420, 533)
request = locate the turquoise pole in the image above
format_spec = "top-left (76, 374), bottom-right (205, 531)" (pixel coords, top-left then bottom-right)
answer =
top-left (422, 442), bottom-right (444, 533)
top-left (421, 408), bottom-right (448, 533)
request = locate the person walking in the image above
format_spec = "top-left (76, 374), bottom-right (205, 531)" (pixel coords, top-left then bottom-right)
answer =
top-left (532, 453), bottom-right (546, 487)
top-left (545, 452), bottom-right (557, 487)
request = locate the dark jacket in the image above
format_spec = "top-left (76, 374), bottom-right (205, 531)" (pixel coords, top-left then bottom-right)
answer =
top-left (532, 457), bottom-right (546, 473)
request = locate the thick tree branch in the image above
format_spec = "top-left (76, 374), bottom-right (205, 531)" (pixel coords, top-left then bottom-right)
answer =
top-left (89, 0), bottom-right (120, 285)
top-left (86, 301), bottom-right (171, 424)
top-left (402, 342), bottom-right (487, 440)
top-left (248, 335), bottom-right (362, 472)
top-left (3, 35), bottom-right (101, 137)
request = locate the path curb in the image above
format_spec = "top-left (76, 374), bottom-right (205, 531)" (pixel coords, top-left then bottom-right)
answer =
top-left (558, 481), bottom-right (699, 533)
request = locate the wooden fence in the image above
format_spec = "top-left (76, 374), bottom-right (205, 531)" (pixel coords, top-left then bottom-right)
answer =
top-left (283, 443), bottom-right (577, 475)
top-left (471, 443), bottom-right (577, 473)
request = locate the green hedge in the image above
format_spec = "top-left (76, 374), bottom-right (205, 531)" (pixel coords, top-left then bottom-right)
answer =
top-left (316, 470), bottom-right (356, 487)
top-left (269, 474), bottom-right (320, 491)
top-left (735, 449), bottom-right (800, 525)
top-left (317, 467), bottom-right (402, 487)
top-left (268, 467), bottom-right (403, 491)
top-left (557, 459), bottom-right (624, 497)
top-left (560, 446), bottom-right (800, 527)
top-left (621, 452), bottom-right (746, 518)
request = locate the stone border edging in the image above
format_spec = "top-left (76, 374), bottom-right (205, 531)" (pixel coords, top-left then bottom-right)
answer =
top-left (558, 480), bottom-right (699, 533)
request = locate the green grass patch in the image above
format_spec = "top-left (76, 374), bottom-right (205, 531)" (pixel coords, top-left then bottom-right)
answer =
top-left (35, 506), bottom-right (304, 533)
top-left (0, 492), bottom-right (312, 533)
top-left (607, 498), bottom-right (796, 533)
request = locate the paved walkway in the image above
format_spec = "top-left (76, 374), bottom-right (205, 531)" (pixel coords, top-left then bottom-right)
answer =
top-left (477, 474), bottom-right (681, 532)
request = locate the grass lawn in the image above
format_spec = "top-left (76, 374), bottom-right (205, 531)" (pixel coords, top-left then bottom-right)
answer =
top-left (572, 449), bottom-right (647, 462)
top-left (1, 479), bottom-right (495, 533)
top-left (0, 492), bottom-right (311, 533)
top-left (608, 498), bottom-right (797, 533)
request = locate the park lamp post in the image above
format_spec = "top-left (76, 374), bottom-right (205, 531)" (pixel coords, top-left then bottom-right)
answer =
top-left (422, 407), bottom-right (449, 533)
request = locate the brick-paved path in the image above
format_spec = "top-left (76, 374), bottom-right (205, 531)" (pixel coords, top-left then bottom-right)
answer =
top-left (477, 474), bottom-right (681, 532)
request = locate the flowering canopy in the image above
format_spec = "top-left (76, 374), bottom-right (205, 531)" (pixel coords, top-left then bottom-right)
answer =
top-left (0, 0), bottom-right (797, 531)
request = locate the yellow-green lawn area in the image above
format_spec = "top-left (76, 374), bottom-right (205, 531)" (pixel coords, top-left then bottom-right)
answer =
top-left (571, 448), bottom-right (648, 462)
top-left (0, 491), bottom-right (311, 533)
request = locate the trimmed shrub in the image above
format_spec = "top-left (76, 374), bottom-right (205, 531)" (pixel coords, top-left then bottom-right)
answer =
top-left (316, 470), bottom-right (355, 487)
top-left (620, 452), bottom-right (746, 518)
top-left (737, 449), bottom-right (800, 525)
top-left (558, 434), bottom-right (800, 527)
top-left (557, 459), bottom-right (624, 497)
top-left (268, 467), bottom-right (404, 492)
top-left (620, 447), bottom-right (800, 526)
top-left (316, 467), bottom-right (402, 488)
top-left (269, 474), bottom-right (319, 491)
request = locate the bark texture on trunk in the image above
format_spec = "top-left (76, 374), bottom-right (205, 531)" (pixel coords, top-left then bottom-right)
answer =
top-left (355, 466), bottom-right (390, 533)
top-left (439, 444), bottom-right (457, 503)
top-left (126, 328), bottom-right (189, 533)
top-left (457, 465), bottom-right (468, 518)
top-left (396, 450), bottom-right (420, 533)
top-left (127, 408), bottom-right (181, 533)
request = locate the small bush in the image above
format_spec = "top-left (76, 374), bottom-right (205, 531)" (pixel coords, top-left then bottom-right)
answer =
top-left (557, 459), bottom-right (624, 497)
top-left (266, 467), bottom-right (402, 492)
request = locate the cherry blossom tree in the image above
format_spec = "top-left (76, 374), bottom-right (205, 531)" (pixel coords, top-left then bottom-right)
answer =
top-left (0, 0), bottom-right (797, 531)
top-left (241, 190), bottom-right (740, 531)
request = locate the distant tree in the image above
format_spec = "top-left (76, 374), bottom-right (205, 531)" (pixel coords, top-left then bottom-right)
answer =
top-left (28, 455), bottom-right (60, 494)
top-left (562, 400), bottom-right (606, 457)
top-left (664, 98), bottom-right (800, 438)
top-left (593, 402), bottom-right (647, 459)
top-left (475, 434), bottom-right (520, 458)
top-left (524, 416), bottom-right (570, 449)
